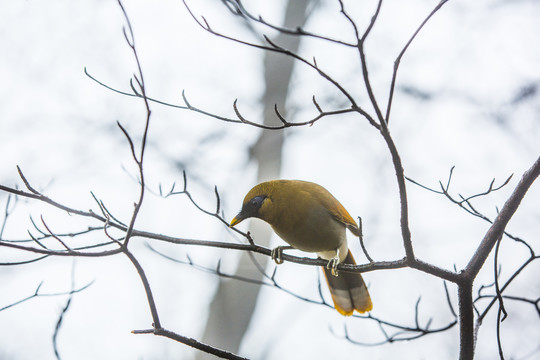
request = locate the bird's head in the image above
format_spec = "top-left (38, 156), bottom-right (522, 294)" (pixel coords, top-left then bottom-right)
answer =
top-left (230, 182), bottom-right (275, 227)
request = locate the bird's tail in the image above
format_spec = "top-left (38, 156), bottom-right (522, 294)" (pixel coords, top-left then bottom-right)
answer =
top-left (323, 250), bottom-right (372, 316)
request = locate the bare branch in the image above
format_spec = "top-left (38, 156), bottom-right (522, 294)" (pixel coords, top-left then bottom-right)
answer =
top-left (2, 168), bottom-right (450, 281)
top-left (0, 280), bottom-right (93, 312)
top-left (312, 95), bottom-right (323, 113)
top-left (354, 0), bottom-right (385, 124)
top-left (147, 243), bottom-right (330, 308)
top-left (493, 235), bottom-right (508, 322)
top-left (357, 217), bottom-right (374, 263)
top-left (465, 155), bottom-right (540, 277)
top-left (181, 0), bottom-right (385, 130)
top-left (378, 120), bottom-right (414, 260)
top-left (116, 121), bottom-right (138, 163)
top-left (274, 104), bottom-right (289, 125)
top-left (0, 2), bottom-right (536, 359)
top-left (0, 255), bottom-right (49, 265)
top-left (0, 175), bottom-right (112, 224)
top-left (227, 0), bottom-right (357, 47)
top-left (53, 264), bottom-right (77, 360)
top-left (149, 242), bottom-right (458, 344)
top-left (17, 165), bottom-right (40, 195)
top-left (459, 174), bottom-right (513, 204)
top-left (86, 67), bottom-right (365, 130)
top-left (407, 169), bottom-right (522, 242)
top-left (476, 252), bottom-right (539, 325)
top-left (0, 193), bottom-right (16, 238)
top-left (385, 0), bottom-right (449, 124)
top-left (90, 192), bottom-right (127, 228)
top-left (340, 310), bottom-right (456, 346)
top-left (40, 216), bottom-right (71, 251)
top-left (116, 0), bottom-right (152, 248)
top-left (443, 281), bottom-right (457, 318)
top-left (133, 327), bottom-right (249, 360)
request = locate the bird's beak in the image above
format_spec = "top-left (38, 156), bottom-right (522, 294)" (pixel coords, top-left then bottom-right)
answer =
top-left (229, 213), bottom-right (245, 227)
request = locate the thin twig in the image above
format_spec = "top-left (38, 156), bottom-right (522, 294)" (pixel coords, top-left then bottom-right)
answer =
top-left (53, 262), bottom-right (77, 360)
top-left (0, 194), bottom-right (15, 238)
top-left (227, 0), bottom-right (357, 47)
top-left (0, 280), bottom-right (93, 312)
top-left (385, 0), bottom-right (449, 125)
top-left (181, 0), bottom-right (384, 129)
top-left (357, 217), bottom-right (373, 263)
top-left (116, 0), bottom-right (151, 248)
top-left (465, 156), bottom-right (540, 277)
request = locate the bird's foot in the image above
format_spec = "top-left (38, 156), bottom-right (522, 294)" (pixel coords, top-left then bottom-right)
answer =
top-left (326, 249), bottom-right (341, 277)
top-left (327, 257), bottom-right (340, 277)
top-left (271, 246), bottom-right (293, 264)
top-left (271, 246), bottom-right (285, 264)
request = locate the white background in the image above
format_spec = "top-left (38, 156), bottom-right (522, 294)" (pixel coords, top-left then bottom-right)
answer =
top-left (1, 0), bottom-right (539, 359)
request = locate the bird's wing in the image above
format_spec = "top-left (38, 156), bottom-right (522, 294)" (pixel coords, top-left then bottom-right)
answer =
top-left (319, 194), bottom-right (360, 237)
top-left (333, 207), bottom-right (360, 236)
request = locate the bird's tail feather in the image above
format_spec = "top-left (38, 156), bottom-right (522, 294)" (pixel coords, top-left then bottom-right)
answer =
top-left (323, 250), bottom-right (372, 316)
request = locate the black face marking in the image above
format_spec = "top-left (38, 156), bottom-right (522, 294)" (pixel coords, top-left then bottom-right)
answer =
top-left (244, 195), bottom-right (266, 216)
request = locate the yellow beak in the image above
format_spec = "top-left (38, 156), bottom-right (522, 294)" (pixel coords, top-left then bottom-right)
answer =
top-left (229, 214), bottom-right (244, 227)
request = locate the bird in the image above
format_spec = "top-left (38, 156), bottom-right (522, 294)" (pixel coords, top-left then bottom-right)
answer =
top-left (229, 179), bottom-right (372, 315)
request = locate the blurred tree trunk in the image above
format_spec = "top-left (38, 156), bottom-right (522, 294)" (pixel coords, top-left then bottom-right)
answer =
top-left (197, 1), bottom-right (313, 358)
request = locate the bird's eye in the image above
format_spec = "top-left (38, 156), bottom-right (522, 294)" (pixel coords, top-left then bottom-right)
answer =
top-left (248, 195), bottom-right (266, 209)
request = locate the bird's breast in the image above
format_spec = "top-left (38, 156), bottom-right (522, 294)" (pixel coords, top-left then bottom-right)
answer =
top-left (268, 204), bottom-right (346, 253)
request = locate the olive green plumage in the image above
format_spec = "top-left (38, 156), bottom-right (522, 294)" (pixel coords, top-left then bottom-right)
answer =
top-left (231, 180), bottom-right (372, 315)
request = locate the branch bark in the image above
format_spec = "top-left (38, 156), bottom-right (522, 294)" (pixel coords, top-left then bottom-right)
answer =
top-left (458, 155), bottom-right (540, 360)
top-left (458, 282), bottom-right (475, 360)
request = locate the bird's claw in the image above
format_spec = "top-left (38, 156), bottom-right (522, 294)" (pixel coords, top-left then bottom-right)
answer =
top-left (327, 257), bottom-right (340, 277)
top-left (271, 246), bottom-right (285, 264)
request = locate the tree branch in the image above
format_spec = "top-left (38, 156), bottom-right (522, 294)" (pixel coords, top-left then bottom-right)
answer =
top-left (465, 156), bottom-right (540, 277)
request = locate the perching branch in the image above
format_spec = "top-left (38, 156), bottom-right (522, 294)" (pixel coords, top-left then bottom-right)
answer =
top-left (148, 243), bottom-right (458, 345)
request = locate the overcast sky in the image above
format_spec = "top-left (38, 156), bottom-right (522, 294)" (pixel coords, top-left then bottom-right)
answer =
top-left (1, 0), bottom-right (539, 359)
